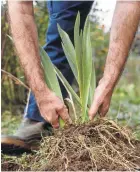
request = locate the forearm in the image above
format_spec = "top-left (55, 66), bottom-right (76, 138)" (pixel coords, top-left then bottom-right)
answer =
top-left (8, 1), bottom-right (48, 95)
top-left (103, 1), bottom-right (140, 90)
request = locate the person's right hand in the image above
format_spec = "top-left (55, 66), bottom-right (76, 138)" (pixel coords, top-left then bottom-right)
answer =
top-left (35, 88), bottom-right (71, 128)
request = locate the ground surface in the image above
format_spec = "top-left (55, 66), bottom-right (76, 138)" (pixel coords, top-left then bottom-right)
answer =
top-left (1, 119), bottom-right (140, 171)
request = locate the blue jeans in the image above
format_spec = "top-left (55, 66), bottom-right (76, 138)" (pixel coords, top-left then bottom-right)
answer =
top-left (24, 1), bottom-right (93, 122)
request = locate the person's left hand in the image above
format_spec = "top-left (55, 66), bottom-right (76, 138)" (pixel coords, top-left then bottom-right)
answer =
top-left (88, 77), bottom-right (114, 120)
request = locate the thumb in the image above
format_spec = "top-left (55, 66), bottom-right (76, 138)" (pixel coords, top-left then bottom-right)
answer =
top-left (45, 110), bottom-right (59, 129)
top-left (57, 105), bottom-right (72, 124)
top-left (51, 114), bottom-right (59, 129)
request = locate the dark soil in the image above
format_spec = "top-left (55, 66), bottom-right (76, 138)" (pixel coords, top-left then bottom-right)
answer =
top-left (1, 119), bottom-right (140, 171)
top-left (1, 162), bottom-right (19, 171)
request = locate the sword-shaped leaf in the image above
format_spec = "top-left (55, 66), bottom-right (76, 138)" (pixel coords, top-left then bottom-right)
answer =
top-left (81, 18), bottom-right (92, 122)
top-left (55, 67), bottom-right (81, 106)
top-left (57, 24), bottom-right (78, 81)
top-left (74, 12), bottom-right (83, 91)
top-left (55, 67), bottom-right (81, 121)
top-left (88, 59), bottom-right (96, 106)
top-left (40, 46), bottom-right (63, 99)
top-left (61, 43), bottom-right (78, 81)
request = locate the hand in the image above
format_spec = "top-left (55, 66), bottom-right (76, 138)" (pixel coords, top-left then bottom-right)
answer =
top-left (89, 77), bottom-right (113, 120)
top-left (35, 88), bottom-right (71, 128)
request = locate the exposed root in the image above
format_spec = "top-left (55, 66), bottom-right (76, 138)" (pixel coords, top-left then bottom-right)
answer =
top-left (1, 119), bottom-right (140, 171)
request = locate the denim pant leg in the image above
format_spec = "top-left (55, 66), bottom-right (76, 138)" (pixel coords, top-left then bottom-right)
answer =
top-left (24, 1), bottom-right (93, 122)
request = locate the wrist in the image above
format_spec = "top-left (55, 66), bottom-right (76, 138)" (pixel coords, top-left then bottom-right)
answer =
top-left (30, 79), bottom-right (51, 98)
top-left (26, 66), bottom-right (50, 96)
top-left (103, 53), bottom-right (122, 90)
top-left (99, 75), bottom-right (115, 93)
top-left (35, 85), bottom-right (51, 97)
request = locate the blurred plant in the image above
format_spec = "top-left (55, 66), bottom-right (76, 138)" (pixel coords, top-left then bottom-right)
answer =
top-left (1, 3), bottom-right (26, 113)
top-left (90, 23), bottom-right (109, 80)
top-left (34, 1), bottom-right (49, 45)
top-left (131, 23), bottom-right (140, 55)
top-left (89, 2), bottom-right (110, 81)
top-left (108, 57), bottom-right (140, 139)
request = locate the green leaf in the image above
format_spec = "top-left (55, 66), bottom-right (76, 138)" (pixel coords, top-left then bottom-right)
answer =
top-left (40, 46), bottom-right (63, 99)
top-left (81, 18), bottom-right (93, 122)
top-left (61, 43), bottom-right (78, 81)
top-left (55, 67), bottom-right (81, 122)
top-left (57, 24), bottom-right (76, 65)
top-left (55, 67), bottom-right (81, 107)
top-left (88, 59), bottom-right (96, 106)
top-left (57, 24), bottom-right (78, 81)
top-left (7, 35), bottom-right (13, 41)
top-left (74, 12), bottom-right (83, 97)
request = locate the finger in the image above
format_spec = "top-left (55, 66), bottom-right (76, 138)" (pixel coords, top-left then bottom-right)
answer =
top-left (99, 102), bottom-right (109, 117)
top-left (89, 100), bottom-right (101, 120)
top-left (45, 110), bottom-right (59, 129)
top-left (51, 114), bottom-right (59, 129)
top-left (57, 105), bottom-right (72, 124)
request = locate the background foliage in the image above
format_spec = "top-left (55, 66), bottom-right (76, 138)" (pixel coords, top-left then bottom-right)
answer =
top-left (1, 2), bottom-right (140, 138)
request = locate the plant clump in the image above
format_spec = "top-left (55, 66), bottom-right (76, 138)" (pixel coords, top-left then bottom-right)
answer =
top-left (2, 119), bottom-right (140, 171)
